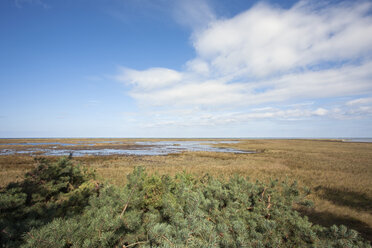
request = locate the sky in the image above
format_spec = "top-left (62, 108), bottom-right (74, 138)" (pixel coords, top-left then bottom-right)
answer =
top-left (1, 0), bottom-right (372, 138)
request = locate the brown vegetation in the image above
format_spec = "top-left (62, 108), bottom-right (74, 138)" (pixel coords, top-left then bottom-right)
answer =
top-left (0, 138), bottom-right (371, 241)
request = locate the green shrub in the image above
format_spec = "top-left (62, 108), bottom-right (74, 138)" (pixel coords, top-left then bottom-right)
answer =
top-left (18, 167), bottom-right (371, 248)
top-left (0, 157), bottom-right (99, 247)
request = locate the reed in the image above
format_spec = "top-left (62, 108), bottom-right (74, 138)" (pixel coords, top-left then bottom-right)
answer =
top-left (1, 139), bottom-right (371, 240)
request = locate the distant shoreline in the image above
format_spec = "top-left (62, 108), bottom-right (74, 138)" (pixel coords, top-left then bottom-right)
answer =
top-left (1, 137), bottom-right (371, 140)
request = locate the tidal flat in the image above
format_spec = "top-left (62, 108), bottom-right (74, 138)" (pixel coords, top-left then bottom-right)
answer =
top-left (0, 138), bottom-right (371, 241)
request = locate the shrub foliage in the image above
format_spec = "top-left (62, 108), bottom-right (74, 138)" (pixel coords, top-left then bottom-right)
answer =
top-left (1, 158), bottom-right (371, 247)
top-left (0, 157), bottom-right (99, 247)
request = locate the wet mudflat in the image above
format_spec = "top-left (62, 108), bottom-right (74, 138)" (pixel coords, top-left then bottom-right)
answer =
top-left (0, 139), bottom-right (254, 156)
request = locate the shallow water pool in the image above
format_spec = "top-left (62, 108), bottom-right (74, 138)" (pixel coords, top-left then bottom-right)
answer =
top-left (0, 140), bottom-right (254, 156)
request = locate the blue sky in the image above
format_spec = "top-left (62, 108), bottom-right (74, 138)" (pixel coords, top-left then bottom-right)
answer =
top-left (1, 0), bottom-right (372, 138)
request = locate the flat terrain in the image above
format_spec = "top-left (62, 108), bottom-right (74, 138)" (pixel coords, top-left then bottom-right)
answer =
top-left (1, 138), bottom-right (371, 241)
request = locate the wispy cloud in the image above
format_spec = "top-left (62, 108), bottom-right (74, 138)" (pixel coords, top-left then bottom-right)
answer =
top-left (84, 100), bottom-right (100, 107)
top-left (14, 0), bottom-right (49, 8)
top-left (126, 100), bottom-right (372, 129)
top-left (114, 0), bottom-right (372, 127)
top-left (134, 106), bottom-right (330, 128)
top-left (346, 97), bottom-right (372, 106)
top-left (117, 61), bottom-right (372, 107)
top-left (172, 0), bottom-right (216, 30)
top-left (115, 67), bottom-right (182, 91)
top-left (103, 0), bottom-right (214, 27)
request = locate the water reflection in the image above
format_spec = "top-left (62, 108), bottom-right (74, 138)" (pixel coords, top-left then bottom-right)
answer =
top-left (0, 140), bottom-right (254, 156)
top-left (1, 142), bottom-right (77, 146)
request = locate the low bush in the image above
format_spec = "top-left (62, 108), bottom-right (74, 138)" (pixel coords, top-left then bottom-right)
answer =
top-left (1, 158), bottom-right (370, 247)
top-left (0, 157), bottom-right (99, 247)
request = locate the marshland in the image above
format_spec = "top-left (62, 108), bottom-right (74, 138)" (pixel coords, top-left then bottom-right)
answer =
top-left (3, 0), bottom-right (372, 246)
top-left (1, 138), bottom-right (371, 242)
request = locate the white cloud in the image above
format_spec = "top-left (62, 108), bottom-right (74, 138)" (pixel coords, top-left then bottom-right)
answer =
top-left (118, 61), bottom-right (372, 107)
top-left (249, 61), bottom-right (372, 104)
top-left (346, 97), bottom-right (372, 106)
top-left (313, 108), bottom-right (328, 116)
top-left (129, 79), bottom-right (247, 106)
top-left (115, 0), bottom-right (372, 126)
top-left (137, 106), bottom-right (333, 128)
top-left (115, 67), bottom-right (182, 90)
top-left (186, 59), bottom-right (210, 76)
top-left (194, 1), bottom-right (372, 77)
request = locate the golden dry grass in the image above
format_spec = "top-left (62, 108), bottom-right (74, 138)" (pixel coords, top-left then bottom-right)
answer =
top-left (1, 138), bottom-right (371, 240)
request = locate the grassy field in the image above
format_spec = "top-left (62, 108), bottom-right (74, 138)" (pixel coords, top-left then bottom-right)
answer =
top-left (1, 138), bottom-right (371, 241)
